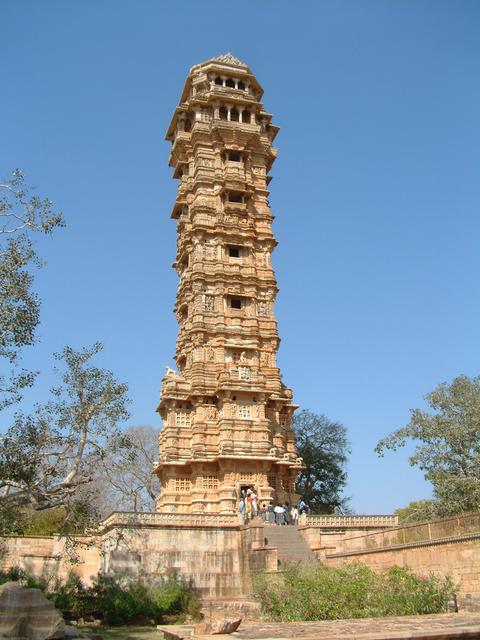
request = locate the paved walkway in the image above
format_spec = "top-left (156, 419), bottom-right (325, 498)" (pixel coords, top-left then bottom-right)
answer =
top-left (160, 612), bottom-right (480, 640)
top-left (232, 613), bottom-right (480, 639)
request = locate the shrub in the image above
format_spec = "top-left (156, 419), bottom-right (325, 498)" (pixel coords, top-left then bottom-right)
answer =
top-left (0, 568), bottom-right (200, 625)
top-left (150, 574), bottom-right (201, 622)
top-left (253, 562), bottom-right (455, 621)
top-left (90, 574), bottom-right (154, 624)
top-left (48, 572), bottom-right (91, 620)
top-left (0, 567), bottom-right (46, 590)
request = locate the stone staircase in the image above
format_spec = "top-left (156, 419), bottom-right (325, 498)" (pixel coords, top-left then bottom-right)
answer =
top-left (262, 525), bottom-right (316, 564)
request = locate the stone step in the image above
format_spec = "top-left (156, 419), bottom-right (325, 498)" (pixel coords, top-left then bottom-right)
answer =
top-left (260, 524), bottom-right (316, 564)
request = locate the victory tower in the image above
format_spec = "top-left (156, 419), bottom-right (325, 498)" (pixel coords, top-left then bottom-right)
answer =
top-left (155, 54), bottom-right (302, 514)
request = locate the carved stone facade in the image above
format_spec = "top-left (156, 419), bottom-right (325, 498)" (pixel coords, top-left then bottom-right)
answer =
top-left (155, 54), bottom-right (303, 514)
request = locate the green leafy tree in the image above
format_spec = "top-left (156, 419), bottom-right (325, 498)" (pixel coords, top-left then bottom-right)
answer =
top-left (0, 169), bottom-right (64, 408)
top-left (376, 375), bottom-right (480, 517)
top-left (394, 499), bottom-right (438, 524)
top-left (0, 343), bottom-right (131, 532)
top-left (293, 409), bottom-right (350, 513)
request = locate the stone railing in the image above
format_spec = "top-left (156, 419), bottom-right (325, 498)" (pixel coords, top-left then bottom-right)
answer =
top-left (302, 514), bottom-right (399, 529)
top-left (100, 511), bottom-right (240, 531)
top-left (340, 511), bottom-right (480, 553)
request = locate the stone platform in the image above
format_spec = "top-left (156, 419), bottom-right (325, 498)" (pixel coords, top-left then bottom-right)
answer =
top-left (159, 613), bottom-right (480, 640)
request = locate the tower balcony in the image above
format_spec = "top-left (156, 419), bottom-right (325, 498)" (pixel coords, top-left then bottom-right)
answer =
top-left (159, 374), bottom-right (192, 404)
top-left (190, 120), bottom-right (211, 137)
top-left (169, 131), bottom-right (191, 165)
top-left (189, 211), bottom-right (216, 228)
top-left (224, 161), bottom-right (246, 185)
top-left (211, 119), bottom-right (259, 145)
top-left (219, 212), bottom-right (255, 230)
top-left (219, 262), bottom-right (257, 278)
top-left (170, 196), bottom-right (188, 219)
top-left (189, 201), bottom-right (216, 216)
top-left (223, 201), bottom-right (247, 215)
top-left (208, 85), bottom-right (258, 105)
top-left (216, 367), bottom-right (267, 393)
top-left (188, 260), bottom-right (257, 280)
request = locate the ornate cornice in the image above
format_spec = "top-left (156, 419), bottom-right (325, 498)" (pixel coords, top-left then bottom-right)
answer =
top-left (213, 52), bottom-right (245, 67)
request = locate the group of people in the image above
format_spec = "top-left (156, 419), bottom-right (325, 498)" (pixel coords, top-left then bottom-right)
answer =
top-left (238, 488), bottom-right (309, 526)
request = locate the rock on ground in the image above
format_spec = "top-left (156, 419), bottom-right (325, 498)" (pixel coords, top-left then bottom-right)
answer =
top-left (0, 581), bottom-right (65, 640)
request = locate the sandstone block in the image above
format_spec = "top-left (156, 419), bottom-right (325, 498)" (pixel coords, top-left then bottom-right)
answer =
top-left (204, 618), bottom-right (242, 634)
top-left (0, 581), bottom-right (65, 640)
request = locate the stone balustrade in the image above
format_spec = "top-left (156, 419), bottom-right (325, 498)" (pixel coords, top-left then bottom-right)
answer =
top-left (100, 511), bottom-right (240, 531)
top-left (302, 514), bottom-right (399, 528)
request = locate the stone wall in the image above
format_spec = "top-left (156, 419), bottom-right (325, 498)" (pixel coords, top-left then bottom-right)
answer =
top-left (0, 535), bottom-right (101, 585)
top-left (0, 513), bottom-right (276, 599)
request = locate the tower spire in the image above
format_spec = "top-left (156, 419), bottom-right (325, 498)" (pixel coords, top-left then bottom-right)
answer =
top-left (155, 57), bottom-right (302, 514)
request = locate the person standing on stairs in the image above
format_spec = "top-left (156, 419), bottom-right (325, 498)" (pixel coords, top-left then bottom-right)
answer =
top-left (251, 490), bottom-right (258, 517)
top-left (274, 503), bottom-right (285, 525)
top-left (267, 501), bottom-right (275, 525)
top-left (291, 504), bottom-right (299, 526)
top-left (260, 502), bottom-right (267, 524)
top-left (238, 498), bottom-right (246, 524)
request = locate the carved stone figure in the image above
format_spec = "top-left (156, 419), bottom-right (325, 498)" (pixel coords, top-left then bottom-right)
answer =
top-left (205, 405), bottom-right (218, 420)
top-left (257, 301), bottom-right (268, 316)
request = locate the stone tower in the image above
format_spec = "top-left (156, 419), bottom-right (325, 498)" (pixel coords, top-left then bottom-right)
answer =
top-left (155, 53), bottom-right (303, 514)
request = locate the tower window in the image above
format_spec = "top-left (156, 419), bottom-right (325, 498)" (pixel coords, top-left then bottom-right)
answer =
top-left (238, 80), bottom-right (246, 91)
top-left (230, 107), bottom-right (239, 122)
top-left (228, 151), bottom-right (241, 162)
top-left (219, 106), bottom-right (228, 120)
top-left (175, 411), bottom-right (191, 427)
top-left (242, 110), bottom-right (251, 123)
top-left (268, 475), bottom-right (277, 489)
top-left (202, 476), bottom-right (219, 490)
top-left (230, 298), bottom-right (242, 310)
top-left (214, 77), bottom-right (223, 85)
top-left (225, 78), bottom-right (235, 88)
top-left (228, 245), bottom-right (240, 258)
top-left (228, 192), bottom-right (243, 203)
top-left (238, 405), bottom-right (252, 419)
top-left (171, 477), bottom-right (191, 492)
top-left (198, 108), bottom-right (212, 122)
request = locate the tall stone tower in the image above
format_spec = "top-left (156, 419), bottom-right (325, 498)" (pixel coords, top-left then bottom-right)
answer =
top-left (155, 53), bottom-right (303, 514)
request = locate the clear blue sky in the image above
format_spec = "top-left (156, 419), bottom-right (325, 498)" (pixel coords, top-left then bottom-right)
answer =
top-left (2, 1), bottom-right (479, 513)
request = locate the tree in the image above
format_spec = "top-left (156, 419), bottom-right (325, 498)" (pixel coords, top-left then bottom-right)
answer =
top-left (376, 375), bottom-right (480, 518)
top-left (93, 425), bottom-right (160, 514)
top-left (0, 169), bottom-right (64, 408)
top-left (293, 409), bottom-right (351, 513)
top-left (394, 499), bottom-right (437, 524)
top-left (0, 343), bottom-right (131, 531)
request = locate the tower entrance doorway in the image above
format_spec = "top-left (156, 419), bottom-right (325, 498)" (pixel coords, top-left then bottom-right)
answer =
top-left (239, 484), bottom-right (257, 499)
